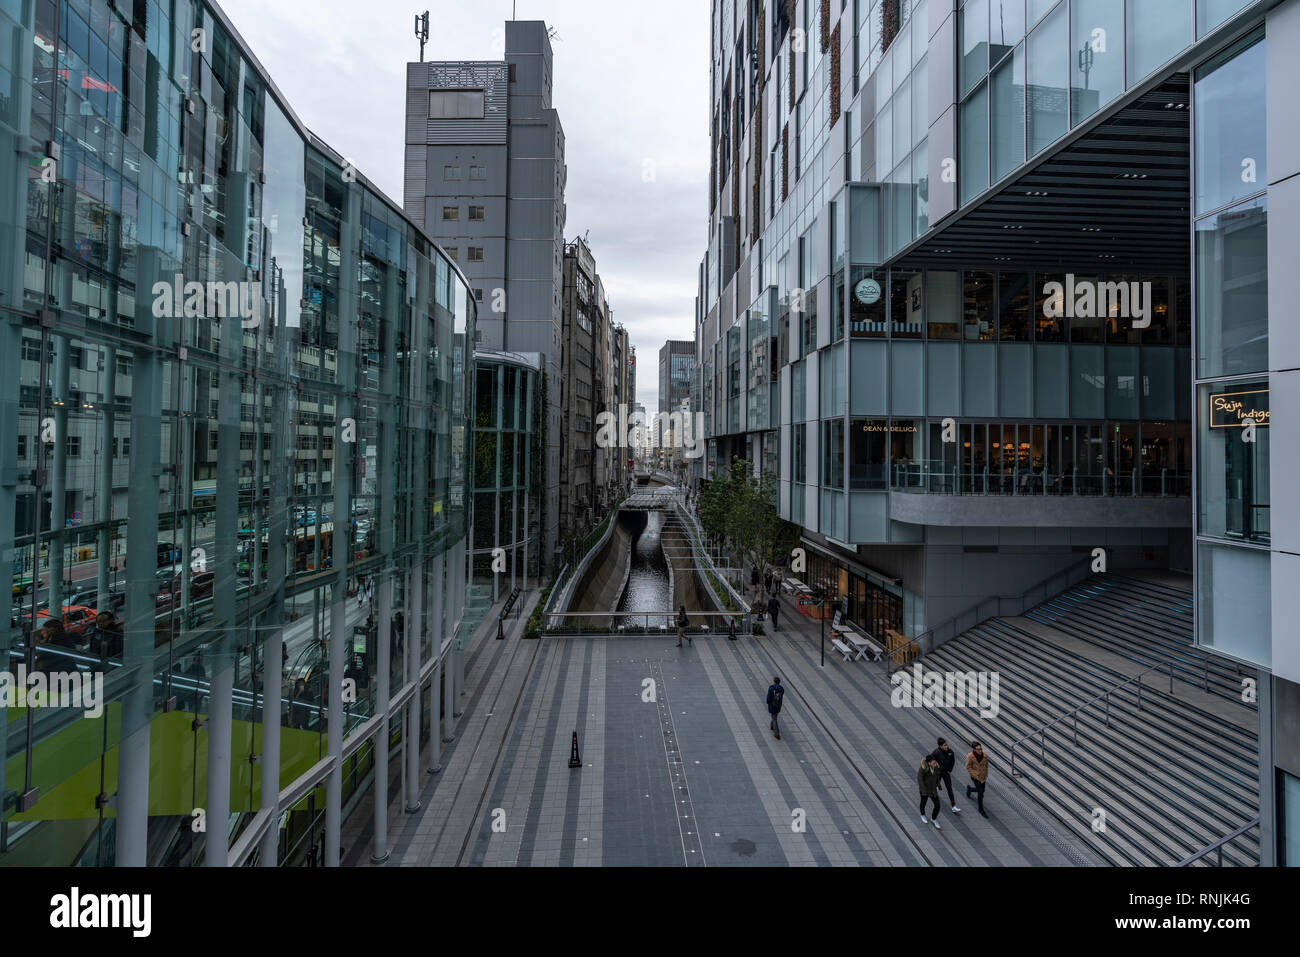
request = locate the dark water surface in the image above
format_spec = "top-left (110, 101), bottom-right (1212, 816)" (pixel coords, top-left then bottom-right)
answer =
top-left (615, 510), bottom-right (670, 628)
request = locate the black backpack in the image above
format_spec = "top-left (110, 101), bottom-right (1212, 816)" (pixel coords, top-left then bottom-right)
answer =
top-left (769, 685), bottom-right (784, 712)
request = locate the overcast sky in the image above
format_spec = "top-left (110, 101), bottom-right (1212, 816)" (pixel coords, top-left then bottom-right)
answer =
top-left (220, 0), bottom-right (709, 412)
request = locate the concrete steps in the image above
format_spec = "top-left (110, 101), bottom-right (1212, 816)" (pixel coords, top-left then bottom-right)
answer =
top-left (1024, 574), bottom-right (1255, 707)
top-left (917, 579), bottom-right (1259, 865)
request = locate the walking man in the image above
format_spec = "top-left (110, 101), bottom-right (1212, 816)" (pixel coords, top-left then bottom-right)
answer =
top-left (766, 676), bottom-right (785, 740)
top-left (918, 755), bottom-right (942, 829)
top-left (929, 737), bottom-right (960, 814)
top-left (764, 570), bottom-right (773, 596)
top-left (965, 741), bottom-right (990, 818)
top-left (676, 605), bottom-right (691, 648)
top-left (767, 593), bottom-right (781, 632)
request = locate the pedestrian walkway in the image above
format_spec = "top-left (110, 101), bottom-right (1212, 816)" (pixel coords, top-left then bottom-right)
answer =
top-left (357, 588), bottom-right (1101, 866)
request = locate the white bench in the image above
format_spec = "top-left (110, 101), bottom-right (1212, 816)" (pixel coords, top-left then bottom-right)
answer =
top-left (832, 624), bottom-right (885, 662)
top-left (831, 638), bottom-right (855, 662)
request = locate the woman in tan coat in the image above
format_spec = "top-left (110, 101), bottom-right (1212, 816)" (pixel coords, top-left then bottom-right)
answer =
top-left (965, 741), bottom-right (989, 818)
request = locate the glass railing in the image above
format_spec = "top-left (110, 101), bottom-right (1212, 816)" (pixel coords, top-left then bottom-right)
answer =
top-left (888, 461), bottom-right (1192, 497)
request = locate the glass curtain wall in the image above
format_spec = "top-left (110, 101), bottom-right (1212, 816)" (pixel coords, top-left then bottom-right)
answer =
top-left (1192, 30), bottom-right (1269, 667)
top-left (0, 0), bottom-right (472, 866)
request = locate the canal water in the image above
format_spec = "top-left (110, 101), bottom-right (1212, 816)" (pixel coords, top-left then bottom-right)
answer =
top-left (615, 510), bottom-right (670, 629)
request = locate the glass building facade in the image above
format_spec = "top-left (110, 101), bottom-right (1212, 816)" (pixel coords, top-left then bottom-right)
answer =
top-left (470, 350), bottom-right (542, 612)
top-left (0, 0), bottom-right (473, 865)
top-left (700, 0), bottom-right (1296, 867)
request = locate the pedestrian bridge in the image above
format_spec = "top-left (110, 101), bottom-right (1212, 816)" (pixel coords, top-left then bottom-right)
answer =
top-left (621, 488), bottom-right (676, 510)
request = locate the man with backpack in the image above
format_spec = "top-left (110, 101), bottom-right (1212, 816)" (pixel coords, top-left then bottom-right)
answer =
top-left (766, 676), bottom-right (785, 740)
top-left (676, 605), bottom-right (691, 648)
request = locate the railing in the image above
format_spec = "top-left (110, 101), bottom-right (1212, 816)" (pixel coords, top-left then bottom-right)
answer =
top-left (1010, 660), bottom-right (1176, 778)
top-left (669, 497), bottom-right (749, 613)
top-left (883, 555), bottom-right (1094, 675)
top-left (543, 611), bottom-right (750, 637)
top-left (1174, 818), bottom-right (1260, 866)
top-left (890, 460), bottom-right (1192, 498)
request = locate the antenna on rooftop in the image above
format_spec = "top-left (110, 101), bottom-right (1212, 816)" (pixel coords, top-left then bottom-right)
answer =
top-left (414, 10), bottom-right (429, 62)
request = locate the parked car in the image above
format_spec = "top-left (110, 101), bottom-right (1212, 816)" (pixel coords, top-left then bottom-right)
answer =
top-left (156, 569), bottom-right (215, 608)
top-left (39, 586), bottom-right (125, 614)
top-left (31, 604), bottom-right (98, 641)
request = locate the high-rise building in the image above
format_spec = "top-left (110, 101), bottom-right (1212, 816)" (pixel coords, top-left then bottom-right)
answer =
top-left (0, 0), bottom-right (473, 866)
top-left (657, 340), bottom-right (695, 470)
top-left (406, 20), bottom-right (567, 574)
top-left (699, 0), bottom-right (1299, 863)
top-left (560, 236), bottom-right (609, 536)
top-left (611, 324), bottom-right (633, 496)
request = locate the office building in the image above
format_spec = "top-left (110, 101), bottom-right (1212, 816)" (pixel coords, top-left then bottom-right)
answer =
top-left (698, 0), bottom-right (1299, 863)
top-left (0, 0), bottom-right (474, 867)
top-left (406, 20), bottom-right (567, 574)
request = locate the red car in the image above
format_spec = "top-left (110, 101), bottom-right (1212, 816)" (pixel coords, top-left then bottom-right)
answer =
top-left (32, 604), bottom-right (98, 642)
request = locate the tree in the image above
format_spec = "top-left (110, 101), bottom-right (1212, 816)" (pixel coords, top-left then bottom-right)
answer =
top-left (699, 459), bottom-right (797, 584)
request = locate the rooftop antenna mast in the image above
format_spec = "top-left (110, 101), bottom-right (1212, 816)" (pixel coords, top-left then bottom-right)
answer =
top-left (414, 10), bottom-right (429, 62)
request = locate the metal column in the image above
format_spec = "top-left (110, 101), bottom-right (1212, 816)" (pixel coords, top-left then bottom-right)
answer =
top-left (405, 562), bottom-right (423, 813)
top-left (371, 574), bottom-right (394, 862)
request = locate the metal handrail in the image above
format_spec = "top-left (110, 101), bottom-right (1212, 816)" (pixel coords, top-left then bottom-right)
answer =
top-left (1010, 660), bottom-right (1175, 778)
top-left (883, 554), bottom-right (1094, 675)
top-left (1174, 818), bottom-right (1260, 866)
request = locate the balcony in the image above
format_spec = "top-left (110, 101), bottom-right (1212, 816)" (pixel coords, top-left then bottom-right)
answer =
top-left (884, 460), bottom-right (1191, 528)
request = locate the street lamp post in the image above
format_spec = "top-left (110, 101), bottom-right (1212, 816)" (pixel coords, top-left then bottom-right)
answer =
top-left (811, 585), bottom-right (826, 667)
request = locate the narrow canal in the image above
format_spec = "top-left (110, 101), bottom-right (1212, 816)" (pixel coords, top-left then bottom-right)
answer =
top-left (615, 509), bottom-right (670, 629)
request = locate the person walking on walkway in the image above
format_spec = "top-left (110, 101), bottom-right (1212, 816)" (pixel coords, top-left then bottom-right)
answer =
top-left (767, 594), bottom-right (781, 632)
top-left (764, 570), bottom-right (773, 596)
top-left (766, 676), bottom-right (785, 739)
top-left (929, 737), bottom-right (960, 814)
top-left (676, 605), bottom-right (691, 648)
top-left (750, 565), bottom-right (760, 598)
top-left (965, 741), bottom-right (990, 818)
top-left (918, 755), bottom-right (942, 829)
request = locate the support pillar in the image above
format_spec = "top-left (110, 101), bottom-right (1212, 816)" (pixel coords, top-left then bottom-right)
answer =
top-left (370, 573), bottom-right (394, 860)
top-left (405, 563), bottom-right (422, 813)
top-left (259, 624), bottom-right (283, 866)
top-left (204, 660), bottom-right (233, 866)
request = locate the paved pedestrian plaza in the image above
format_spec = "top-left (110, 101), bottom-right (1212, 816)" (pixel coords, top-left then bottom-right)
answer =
top-left (347, 591), bottom-right (1102, 867)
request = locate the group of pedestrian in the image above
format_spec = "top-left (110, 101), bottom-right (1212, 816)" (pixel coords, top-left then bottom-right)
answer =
top-left (917, 736), bottom-right (990, 829)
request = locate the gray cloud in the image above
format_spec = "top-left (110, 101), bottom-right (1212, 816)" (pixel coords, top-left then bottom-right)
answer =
top-left (219, 0), bottom-right (707, 412)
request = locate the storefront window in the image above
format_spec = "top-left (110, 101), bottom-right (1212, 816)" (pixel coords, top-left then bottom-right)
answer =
top-left (850, 419), bottom-right (888, 490)
top-left (891, 268), bottom-right (923, 339)
top-left (1198, 379), bottom-right (1269, 544)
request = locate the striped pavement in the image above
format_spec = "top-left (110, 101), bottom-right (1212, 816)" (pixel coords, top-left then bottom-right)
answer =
top-left (372, 590), bottom-right (1101, 867)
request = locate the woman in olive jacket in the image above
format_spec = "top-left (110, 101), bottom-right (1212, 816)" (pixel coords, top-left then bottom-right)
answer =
top-left (918, 756), bottom-right (942, 828)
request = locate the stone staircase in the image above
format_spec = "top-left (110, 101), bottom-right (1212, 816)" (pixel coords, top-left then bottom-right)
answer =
top-left (917, 575), bottom-right (1259, 866)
